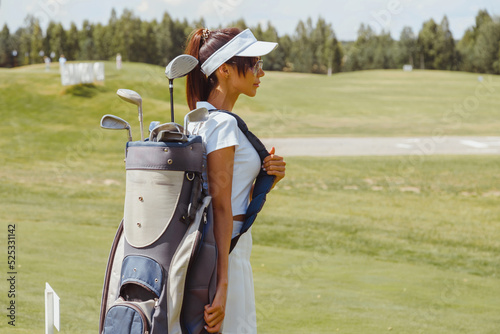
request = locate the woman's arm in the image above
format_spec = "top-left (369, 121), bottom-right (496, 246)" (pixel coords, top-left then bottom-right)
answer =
top-left (203, 146), bottom-right (235, 333)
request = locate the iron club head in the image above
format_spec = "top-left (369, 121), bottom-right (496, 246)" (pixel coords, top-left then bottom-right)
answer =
top-left (183, 107), bottom-right (209, 135)
top-left (100, 114), bottom-right (133, 141)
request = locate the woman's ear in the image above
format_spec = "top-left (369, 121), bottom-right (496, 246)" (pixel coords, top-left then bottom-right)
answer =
top-left (217, 63), bottom-right (231, 79)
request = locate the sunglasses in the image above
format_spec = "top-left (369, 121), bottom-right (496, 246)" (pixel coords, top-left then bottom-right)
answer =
top-left (227, 58), bottom-right (264, 76)
top-left (249, 60), bottom-right (263, 76)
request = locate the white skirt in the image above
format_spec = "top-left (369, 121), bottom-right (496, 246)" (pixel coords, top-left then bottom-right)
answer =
top-left (221, 223), bottom-right (257, 334)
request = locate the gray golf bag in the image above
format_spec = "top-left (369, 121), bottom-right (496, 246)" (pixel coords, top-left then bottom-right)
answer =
top-left (99, 132), bottom-right (217, 334)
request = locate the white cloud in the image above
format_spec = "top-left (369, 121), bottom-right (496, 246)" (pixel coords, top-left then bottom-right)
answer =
top-left (163, 0), bottom-right (184, 5)
top-left (137, 0), bottom-right (149, 12)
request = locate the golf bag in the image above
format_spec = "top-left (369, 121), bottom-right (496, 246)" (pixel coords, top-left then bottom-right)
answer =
top-left (99, 134), bottom-right (217, 334)
top-left (99, 107), bottom-right (275, 334)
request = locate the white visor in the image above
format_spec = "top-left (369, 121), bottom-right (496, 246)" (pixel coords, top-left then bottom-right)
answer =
top-left (200, 28), bottom-right (278, 77)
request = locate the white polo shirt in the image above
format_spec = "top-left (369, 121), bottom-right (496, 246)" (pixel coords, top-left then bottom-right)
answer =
top-left (188, 102), bottom-right (261, 221)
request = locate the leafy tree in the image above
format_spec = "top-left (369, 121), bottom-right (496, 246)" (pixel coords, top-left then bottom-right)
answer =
top-left (311, 17), bottom-right (338, 74)
top-left (434, 16), bottom-right (456, 70)
top-left (10, 29), bottom-right (21, 67)
top-left (331, 38), bottom-right (343, 73)
top-left (290, 19), bottom-right (314, 72)
top-left (140, 20), bottom-right (159, 64)
top-left (374, 32), bottom-right (396, 69)
top-left (66, 22), bottom-right (80, 60)
top-left (343, 41), bottom-right (362, 72)
top-left (261, 22), bottom-right (286, 71)
top-left (17, 26), bottom-right (31, 65)
top-left (156, 12), bottom-right (174, 66)
top-left (279, 34), bottom-right (294, 71)
top-left (417, 19), bottom-right (438, 69)
top-left (457, 27), bottom-right (477, 72)
top-left (79, 20), bottom-right (95, 60)
top-left (48, 23), bottom-right (67, 58)
top-left (114, 10), bottom-right (138, 61)
top-left (43, 21), bottom-right (56, 58)
top-left (457, 9), bottom-right (500, 74)
top-left (397, 26), bottom-right (417, 67)
top-left (107, 9), bottom-right (121, 59)
top-left (473, 20), bottom-right (500, 74)
top-left (93, 23), bottom-right (110, 60)
top-left (474, 9), bottom-right (493, 33)
top-left (344, 24), bottom-right (376, 71)
top-left (170, 18), bottom-right (190, 60)
top-left (29, 17), bottom-right (44, 63)
top-left (0, 24), bottom-right (11, 67)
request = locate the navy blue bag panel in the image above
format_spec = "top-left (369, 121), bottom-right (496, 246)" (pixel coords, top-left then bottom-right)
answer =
top-left (120, 255), bottom-right (163, 300)
top-left (103, 256), bottom-right (162, 333)
top-left (103, 302), bottom-right (149, 334)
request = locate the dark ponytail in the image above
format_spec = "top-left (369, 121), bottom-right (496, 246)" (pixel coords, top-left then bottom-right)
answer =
top-left (184, 28), bottom-right (258, 110)
top-left (185, 28), bottom-right (210, 110)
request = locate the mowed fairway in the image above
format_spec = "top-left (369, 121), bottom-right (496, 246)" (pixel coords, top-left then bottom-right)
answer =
top-left (0, 63), bottom-right (499, 333)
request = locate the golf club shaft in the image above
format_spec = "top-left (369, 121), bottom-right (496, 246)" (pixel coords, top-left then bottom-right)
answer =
top-left (139, 105), bottom-right (144, 141)
top-left (169, 79), bottom-right (174, 122)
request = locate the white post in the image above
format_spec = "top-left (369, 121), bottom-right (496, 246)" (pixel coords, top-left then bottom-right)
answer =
top-left (45, 283), bottom-right (60, 334)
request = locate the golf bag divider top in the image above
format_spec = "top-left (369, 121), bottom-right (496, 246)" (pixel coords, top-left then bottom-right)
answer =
top-left (99, 135), bottom-right (217, 334)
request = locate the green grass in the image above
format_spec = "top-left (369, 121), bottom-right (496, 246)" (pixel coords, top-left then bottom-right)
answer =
top-left (1, 63), bottom-right (500, 333)
top-left (251, 156), bottom-right (500, 333)
top-left (2, 62), bottom-right (500, 139)
top-left (240, 70), bottom-right (500, 137)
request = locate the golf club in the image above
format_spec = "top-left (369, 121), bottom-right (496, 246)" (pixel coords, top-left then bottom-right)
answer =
top-left (117, 89), bottom-right (144, 141)
top-left (100, 114), bottom-right (133, 141)
top-left (149, 122), bottom-right (184, 142)
top-left (157, 129), bottom-right (188, 143)
top-left (183, 107), bottom-right (209, 135)
top-left (165, 55), bottom-right (198, 123)
top-left (149, 121), bottom-right (160, 134)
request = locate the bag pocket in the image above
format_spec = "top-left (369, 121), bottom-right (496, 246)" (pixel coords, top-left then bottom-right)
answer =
top-left (103, 298), bottom-right (155, 334)
top-left (103, 255), bottom-right (163, 334)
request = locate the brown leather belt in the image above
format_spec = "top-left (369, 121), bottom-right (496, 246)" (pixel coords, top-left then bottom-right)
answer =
top-left (233, 214), bottom-right (245, 222)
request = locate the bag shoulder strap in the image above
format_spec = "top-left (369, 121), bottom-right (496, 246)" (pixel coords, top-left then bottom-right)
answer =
top-left (208, 109), bottom-right (275, 252)
top-left (210, 109), bottom-right (269, 162)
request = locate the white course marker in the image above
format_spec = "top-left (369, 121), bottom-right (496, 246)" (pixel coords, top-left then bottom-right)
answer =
top-left (45, 283), bottom-right (60, 334)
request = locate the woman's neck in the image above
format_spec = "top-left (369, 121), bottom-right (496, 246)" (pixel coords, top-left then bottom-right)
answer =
top-left (207, 85), bottom-right (239, 112)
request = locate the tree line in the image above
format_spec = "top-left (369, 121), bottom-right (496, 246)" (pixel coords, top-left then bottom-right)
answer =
top-left (0, 9), bottom-right (499, 75)
top-left (344, 10), bottom-right (500, 74)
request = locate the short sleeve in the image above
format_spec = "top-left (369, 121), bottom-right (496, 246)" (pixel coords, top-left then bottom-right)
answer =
top-left (202, 113), bottom-right (240, 155)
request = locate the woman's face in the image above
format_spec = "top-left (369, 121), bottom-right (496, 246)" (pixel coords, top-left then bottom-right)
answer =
top-left (229, 59), bottom-right (265, 97)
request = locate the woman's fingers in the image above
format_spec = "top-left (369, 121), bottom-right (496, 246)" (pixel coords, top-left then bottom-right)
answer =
top-left (204, 302), bottom-right (225, 332)
top-left (204, 321), bottom-right (222, 333)
top-left (204, 307), bottom-right (224, 333)
top-left (262, 147), bottom-right (286, 187)
top-left (263, 158), bottom-right (286, 172)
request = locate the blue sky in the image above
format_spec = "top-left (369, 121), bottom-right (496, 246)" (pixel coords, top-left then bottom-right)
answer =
top-left (0, 0), bottom-right (498, 41)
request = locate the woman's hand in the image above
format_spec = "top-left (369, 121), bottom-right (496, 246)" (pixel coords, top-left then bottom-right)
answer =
top-left (204, 282), bottom-right (228, 333)
top-left (263, 147), bottom-right (286, 188)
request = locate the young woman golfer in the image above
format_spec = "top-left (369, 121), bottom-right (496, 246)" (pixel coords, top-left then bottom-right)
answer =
top-left (185, 28), bottom-right (286, 333)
